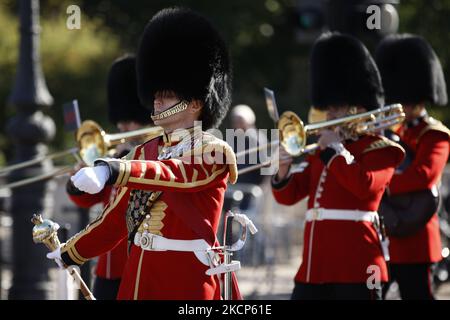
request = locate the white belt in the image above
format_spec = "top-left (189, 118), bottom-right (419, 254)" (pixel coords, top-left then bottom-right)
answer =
top-left (134, 232), bottom-right (210, 252)
top-left (134, 232), bottom-right (241, 276)
top-left (305, 209), bottom-right (390, 261)
top-left (134, 232), bottom-right (241, 275)
top-left (134, 232), bottom-right (215, 269)
top-left (306, 208), bottom-right (379, 223)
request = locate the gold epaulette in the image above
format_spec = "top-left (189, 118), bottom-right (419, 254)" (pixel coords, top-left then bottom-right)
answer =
top-left (362, 135), bottom-right (406, 154)
top-left (418, 117), bottom-right (450, 141)
top-left (191, 132), bottom-right (238, 184)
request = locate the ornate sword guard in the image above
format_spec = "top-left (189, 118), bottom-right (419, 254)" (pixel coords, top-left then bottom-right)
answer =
top-left (222, 210), bottom-right (258, 300)
top-left (223, 211), bottom-right (258, 252)
top-left (31, 213), bottom-right (61, 251)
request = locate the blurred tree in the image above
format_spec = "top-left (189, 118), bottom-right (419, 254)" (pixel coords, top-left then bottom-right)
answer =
top-left (0, 1), bottom-right (120, 166)
top-left (71, 0), bottom-right (314, 131)
top-left (0, 0), bottom-right (448, 167)
top-left (292, 0), bottom-right (327, 44)
top-left (327, 0), bottom-right (399, 44)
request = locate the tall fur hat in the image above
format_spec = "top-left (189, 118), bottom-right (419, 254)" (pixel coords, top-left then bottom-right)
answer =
top-left (107, 55), bottom-right (152, 125)
top-left (310, 32), bottom-right (384, 110)
top-left (375, 34), bottom-right (447, 106)
top-left (136, 7), bottom-right (232, 129)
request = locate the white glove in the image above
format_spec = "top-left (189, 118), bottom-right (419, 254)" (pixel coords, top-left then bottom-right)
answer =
top-left (71, 165), bottom-right (110, 194)
top-left (46, 247), bottom-right (65, 269)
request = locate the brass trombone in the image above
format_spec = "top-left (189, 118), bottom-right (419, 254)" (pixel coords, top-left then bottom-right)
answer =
top-left (238, 104), bottom-right (405, 175)
top-left (1, 121), bottom-right (163, 189)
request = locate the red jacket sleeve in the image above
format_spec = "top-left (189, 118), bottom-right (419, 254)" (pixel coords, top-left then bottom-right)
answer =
top-left (67, 183), bottom-right (113, 208)
top-left (389, 131), bottom-right (449, 194)
top-left (327, 145), bottom-right (404, 200)
top-left (60, 186), bottom-right (129, 266)
top-left (97, 140), bottom-right (238, 193)
top-left (271, 160), bottom-right (311, 206)
top-left (108, 158), bottom-right (231, 193)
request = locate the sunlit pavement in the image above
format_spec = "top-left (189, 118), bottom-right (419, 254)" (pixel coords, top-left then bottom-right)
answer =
top-left (237, 246), bottom-right (450, 300)
top-left (1, 260), bottom-right (450, 300)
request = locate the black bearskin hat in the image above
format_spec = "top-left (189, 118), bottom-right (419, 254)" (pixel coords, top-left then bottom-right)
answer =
top-left (310, 32), bottom-right (384, 110)
top-left (375, 34), bottom-right (447, 106)
top-left (107, 55), bottom-right (152, 125)
top-left (136, 7), bottom-right (232, 129)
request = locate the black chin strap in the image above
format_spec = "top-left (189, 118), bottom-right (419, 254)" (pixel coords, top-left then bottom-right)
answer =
top-left (151, 100), bottom-right (189, 121)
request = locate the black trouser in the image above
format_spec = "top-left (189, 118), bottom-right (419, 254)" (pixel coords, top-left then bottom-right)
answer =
top-left (383, 263), bottom-right (435, 300)
top-left (93, 277), bottom-right (122, 300)
top-left (291, 282), bottom-right (382, 300)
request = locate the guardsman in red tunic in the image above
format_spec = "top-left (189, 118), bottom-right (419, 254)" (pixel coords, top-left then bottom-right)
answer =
top-left (66, 55), bottom-right (154, 299)
top-left (376, 34), bottom-right (450, 299)
top-left (48, 8), bottom-right (240, 300)
top-left (272, 33), bottom-right (405, 300)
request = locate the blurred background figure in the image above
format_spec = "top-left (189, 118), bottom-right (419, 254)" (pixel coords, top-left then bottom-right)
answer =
top-left (376, 34), bottom-right (449, 300)
top-left (272, 32), bottom-right (404, 300)
top-left (230, 104), bottom-right (268, 190)
top-left (65, 54), bottom-right (153, 300)
top-left (224, 104), bottom-right (269, 271)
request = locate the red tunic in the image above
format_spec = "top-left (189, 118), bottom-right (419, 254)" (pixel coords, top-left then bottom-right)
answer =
top-left (272, 135), bottom-right (404, 283)
top-left (388, 117), bottom-right (450, 264)
top-left (68, 186), bottom-right (128, 280)
top-left (61, 129), bottom-right (238, 300)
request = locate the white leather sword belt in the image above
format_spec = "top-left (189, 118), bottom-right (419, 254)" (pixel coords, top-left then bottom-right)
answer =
top-left (306, 208), bottom-right (379, 223)
top-left (134, 232), bottom-right (240, 276)
top-left (305, 208), bottom-right (390, 260)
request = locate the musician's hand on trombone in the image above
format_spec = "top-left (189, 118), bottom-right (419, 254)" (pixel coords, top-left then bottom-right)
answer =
top-left (318, 129), bottom-right (342, 150)
top-left (71, 165), bottom-right (110, 194)
top-left (275, 145), bottom-right (293, 181)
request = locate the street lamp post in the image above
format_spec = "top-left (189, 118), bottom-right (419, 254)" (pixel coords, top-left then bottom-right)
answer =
top-left (7, 0), bottom-right (56, 299)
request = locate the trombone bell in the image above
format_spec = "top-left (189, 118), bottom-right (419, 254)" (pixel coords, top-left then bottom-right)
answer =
top-left (238, 104), bottom-right (405, 176)
top-left (76, 120), bottom-right (164, 166)
top-left (0, 120), bottom-right (164, 189)
top-left (76, 120), bottom-right (108, 166)
top-left (278, 104), bottom-right (405, 157)
top-left (278, 111), bottom-right (307, 157)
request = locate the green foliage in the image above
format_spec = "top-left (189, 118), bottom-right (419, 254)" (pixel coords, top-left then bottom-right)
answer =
top-left (39, 9), bottom-right (120, 133)
top-left (67, 0), bottom-right (310, 128)
top-left (0, 0), bottom-right (449, 167)
top-left (0, 1), bottom-right (121, 166)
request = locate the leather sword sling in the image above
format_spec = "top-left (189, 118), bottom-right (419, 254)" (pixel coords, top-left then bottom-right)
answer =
top-left (379, 131), bottom-right (441, 237)
top-left (379, 188), bottom-right (440, 237)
